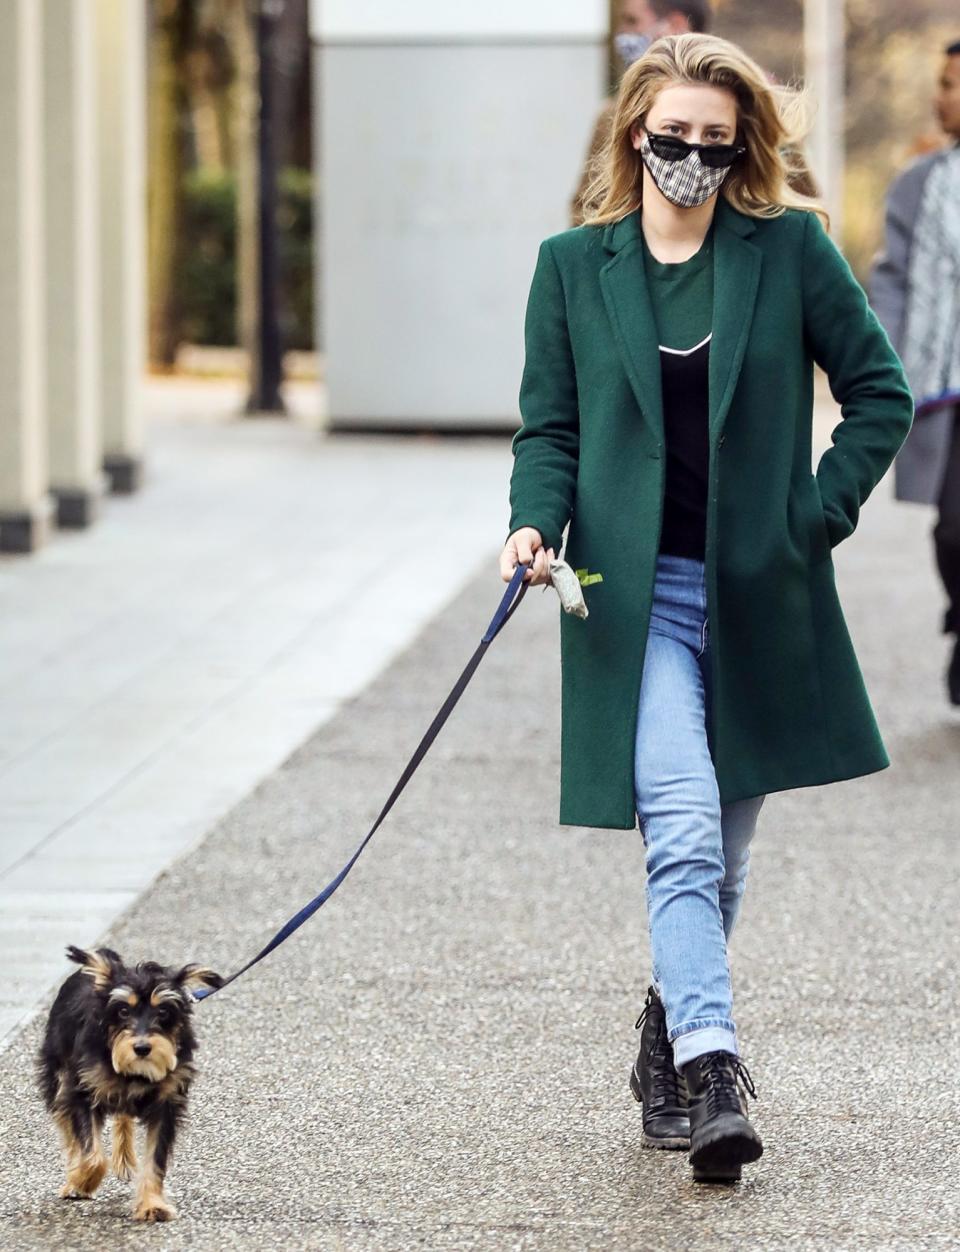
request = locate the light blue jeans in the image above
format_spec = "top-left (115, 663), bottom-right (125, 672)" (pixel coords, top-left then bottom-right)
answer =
top-left (635, 554), bottom-right (765, 1069)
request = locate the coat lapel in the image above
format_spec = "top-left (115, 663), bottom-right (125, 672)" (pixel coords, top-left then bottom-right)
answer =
top-left (709, 201), bottom-right (762, 447)
top-left (598, 200), bottom-right (763, 451)
top-left (599, 211), bottom-right (664, 447)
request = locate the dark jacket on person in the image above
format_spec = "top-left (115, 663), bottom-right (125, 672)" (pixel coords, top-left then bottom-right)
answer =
top-left (870, 146), bottom-right (956, 506)
top-left (509, 199), bottom-right (913, 830)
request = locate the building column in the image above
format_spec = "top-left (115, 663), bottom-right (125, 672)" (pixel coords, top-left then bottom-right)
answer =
top-left (805, 0), bottom-right (845, 240)
top-left (44, 0), bottom-right (104, 528)
top-left (0, 0), bottom-right (51, 552)
top-left (94, 0), bottom-right (146, 493)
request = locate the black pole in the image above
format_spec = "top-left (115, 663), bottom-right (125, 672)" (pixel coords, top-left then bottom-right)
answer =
top-left (247, 0), bottom-right (285, 413)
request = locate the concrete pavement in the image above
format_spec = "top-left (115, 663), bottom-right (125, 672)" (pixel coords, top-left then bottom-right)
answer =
top-left (0, 378), bottom-right (511, 1043)
top-left (0, 392), bottom-right (958, 1247)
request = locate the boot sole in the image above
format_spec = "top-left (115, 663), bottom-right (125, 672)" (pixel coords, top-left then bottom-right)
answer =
top-left (642, 1131), bottom-right (692, 1151)
top-left (629, 1067), bottom-right (690, 1151)
top-left (689, 1116), bottom-right (763, 1184)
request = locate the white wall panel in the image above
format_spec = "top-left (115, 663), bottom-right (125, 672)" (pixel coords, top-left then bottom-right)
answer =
top-left (318, 40), bottom-right (606, 426)
top-left (311, 0), bottom-right (608, 41)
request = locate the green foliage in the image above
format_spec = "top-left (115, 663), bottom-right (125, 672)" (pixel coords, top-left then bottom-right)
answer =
top-left (176, 170), bottom-right (237, 346)
top-left (276, 167), bottom-right (315, 352)
top-left (174, 166), bottom-right (314, 350)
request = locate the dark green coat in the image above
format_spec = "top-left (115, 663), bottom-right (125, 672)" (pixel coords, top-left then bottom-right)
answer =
top-left (508, 199), bottom-right (913, 830)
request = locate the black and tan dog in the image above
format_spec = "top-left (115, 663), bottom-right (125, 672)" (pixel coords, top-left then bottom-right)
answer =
top-left (37, 945), bottom-right (221, 1222)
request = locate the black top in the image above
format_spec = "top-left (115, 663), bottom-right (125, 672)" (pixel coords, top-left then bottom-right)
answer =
top-left (641, 230), bottom-right (714, 562)
top-left (658, 336), bottom-right (711, 561)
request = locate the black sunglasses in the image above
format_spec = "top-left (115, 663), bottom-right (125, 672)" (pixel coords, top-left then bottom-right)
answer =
top-left (646, 132), bottom-right (746, 170)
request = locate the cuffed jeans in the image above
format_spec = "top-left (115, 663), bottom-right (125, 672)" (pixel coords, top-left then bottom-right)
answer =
top-left (635, 554), bottom-right (765, 1069)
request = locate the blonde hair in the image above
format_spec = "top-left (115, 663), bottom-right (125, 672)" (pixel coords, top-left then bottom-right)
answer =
top-left (581, 33), bottom-right (826, 226)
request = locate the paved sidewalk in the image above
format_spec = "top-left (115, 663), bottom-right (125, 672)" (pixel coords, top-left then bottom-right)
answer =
top-left (0, 379), bottom-right (511, 1042)
top-left (0, 410), bottom-right (958, 1247)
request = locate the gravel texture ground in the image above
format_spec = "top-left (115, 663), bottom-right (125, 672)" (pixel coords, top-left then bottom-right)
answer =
top-left (1, 475), bottom-right (958, 1251)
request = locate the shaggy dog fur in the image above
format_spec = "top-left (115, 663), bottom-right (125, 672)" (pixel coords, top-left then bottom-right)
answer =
top-left (38, 946), bottom-right (221, 1222)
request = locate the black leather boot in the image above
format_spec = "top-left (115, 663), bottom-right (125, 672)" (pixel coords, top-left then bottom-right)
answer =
top-left (681, 1050), bottom-right (763, 1183)
top-left (629, 986), bottom-right (690, 1150)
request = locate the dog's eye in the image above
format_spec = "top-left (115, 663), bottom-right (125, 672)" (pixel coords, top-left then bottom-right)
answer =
top-left (117, 1006), bottom-right (130, 1021)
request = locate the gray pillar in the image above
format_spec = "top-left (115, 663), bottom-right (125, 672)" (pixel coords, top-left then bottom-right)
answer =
top-left (805, 0), bottom-right (845, 240)
top-left (94, 0), bottom-right (146, 493)
top-left (44, 0), bottom-right (104, 528)
top-left (311, 0), bottom-right (608, 429)
top-left (0, 0), bottom-right (51, 552)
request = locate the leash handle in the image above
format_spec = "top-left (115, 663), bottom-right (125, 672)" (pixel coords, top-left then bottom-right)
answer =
top-left (482, 561), bottom-right (529, 643)
top-left (194, 563), bottom-right (530, 1002)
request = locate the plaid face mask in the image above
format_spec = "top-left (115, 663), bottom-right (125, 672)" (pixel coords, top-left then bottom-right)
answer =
top-left (640, 134), bottom-right (733, 208)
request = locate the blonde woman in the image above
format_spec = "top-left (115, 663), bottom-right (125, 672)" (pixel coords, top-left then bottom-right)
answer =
top-left (500, 34), bottom-right (912, 1184)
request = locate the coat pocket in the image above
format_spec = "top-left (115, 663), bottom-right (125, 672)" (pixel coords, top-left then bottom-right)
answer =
top-left (787, 475), bottom-right (831, 566)
top-left (804, 475), bottom-right (831, 564)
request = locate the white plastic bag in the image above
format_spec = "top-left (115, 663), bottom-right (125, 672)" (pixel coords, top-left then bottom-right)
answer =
top-left (548, 559), bottom-right (589, 619)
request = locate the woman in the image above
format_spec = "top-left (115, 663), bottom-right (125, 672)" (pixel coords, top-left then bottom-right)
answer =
top-left (500, 34), bottom-right (912, 1184)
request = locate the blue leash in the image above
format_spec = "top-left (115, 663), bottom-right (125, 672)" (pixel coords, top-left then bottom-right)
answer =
top-left (194, 564), bottom-right (530, 1002)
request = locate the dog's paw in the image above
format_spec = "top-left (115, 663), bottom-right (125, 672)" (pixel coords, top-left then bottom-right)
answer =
top-left (61, 1184), bottom-right (95, 1201)
top-left (133, 1197), bottom-right (176, 1223)
top-left (61, 1156), bottom-right (107, 1199)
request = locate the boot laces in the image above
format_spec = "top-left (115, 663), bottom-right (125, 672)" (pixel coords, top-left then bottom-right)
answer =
top-left (634, 989), bottom-right (683, 1107)
top-left (698, 1051), bottom-right (758, 1117)
top-left (634, 985), bottom-right (656, 1033)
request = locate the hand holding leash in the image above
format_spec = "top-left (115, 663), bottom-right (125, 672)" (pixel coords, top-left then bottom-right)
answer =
top-left (500, 527), bottom-right (554, 585)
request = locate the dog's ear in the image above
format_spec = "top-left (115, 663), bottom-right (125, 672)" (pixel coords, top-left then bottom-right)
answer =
top-left (172, 965), bottom-right (224, 996)
top-left (66, 945), bottom-right (123, 991)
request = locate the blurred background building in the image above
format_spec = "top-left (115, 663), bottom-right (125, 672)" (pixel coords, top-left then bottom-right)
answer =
top-left (716, 0), bottom-right (958, 274)
top-left (314, 0), bottom-right (608, 429)
top-left (0, 0), bottom-right (145, 553)
top-left (0, 0), bottom-right (957, 551)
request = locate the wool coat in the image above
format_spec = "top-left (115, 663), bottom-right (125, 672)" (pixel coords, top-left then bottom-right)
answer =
top-left (509, 199), bottom-right (914, 830)
top-left (870, 146), bottom-right (957, 505)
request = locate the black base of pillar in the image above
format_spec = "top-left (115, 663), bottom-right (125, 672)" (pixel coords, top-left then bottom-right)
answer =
top-left (53, 486), bottom-right (101, 529)
top-left (103, 453), bottom-right (143, 495)
top-left (0, 509), bottom-right (50, 553)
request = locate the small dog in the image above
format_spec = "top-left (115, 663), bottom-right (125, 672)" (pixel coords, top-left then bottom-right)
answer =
top-left (38, 945), bottom-right (222, 1223)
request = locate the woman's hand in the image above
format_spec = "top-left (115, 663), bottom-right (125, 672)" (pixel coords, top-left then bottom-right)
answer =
top-left (499, 527), bottom-right (555, 586)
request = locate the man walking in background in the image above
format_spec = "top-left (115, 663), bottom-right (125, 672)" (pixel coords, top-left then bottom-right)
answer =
top-left (570, 1), bottom-right (713, 225)
top-left (871, 39), bottom-right (960, 706)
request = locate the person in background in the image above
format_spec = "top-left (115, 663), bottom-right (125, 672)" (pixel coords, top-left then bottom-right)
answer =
top-left (871, 39), bottom-right (960, 707)
top-left (571, 1), bottom-right (713, 225)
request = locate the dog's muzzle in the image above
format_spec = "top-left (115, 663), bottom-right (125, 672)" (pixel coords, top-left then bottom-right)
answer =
top-left (112, 1032), bottom-right (178, 1081)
